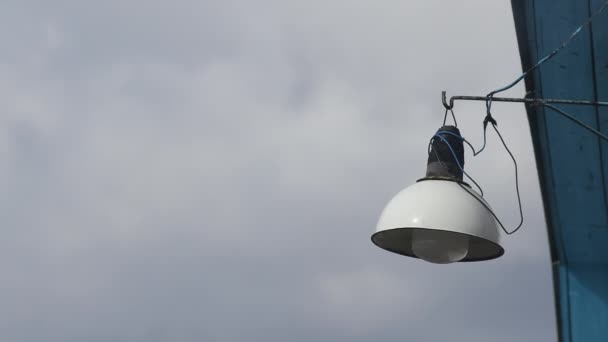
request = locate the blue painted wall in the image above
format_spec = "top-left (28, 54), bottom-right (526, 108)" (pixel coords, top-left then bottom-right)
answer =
top-left (511, 1), bottom-right (608, 341)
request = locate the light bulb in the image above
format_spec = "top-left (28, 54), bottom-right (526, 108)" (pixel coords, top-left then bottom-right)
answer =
top-left (411, 229), bottom-right (469, 264)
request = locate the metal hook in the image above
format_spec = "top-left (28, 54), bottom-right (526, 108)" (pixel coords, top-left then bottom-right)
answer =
top-left (442, 91), bottom-right (454, 110)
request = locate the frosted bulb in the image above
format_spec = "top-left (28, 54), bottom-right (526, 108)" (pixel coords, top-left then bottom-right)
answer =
top-left (411, 230), bottom-right (469, 264)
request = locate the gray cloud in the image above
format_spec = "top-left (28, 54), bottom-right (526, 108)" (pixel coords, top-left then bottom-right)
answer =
top-left (0, 0), bottom-right (556, 341)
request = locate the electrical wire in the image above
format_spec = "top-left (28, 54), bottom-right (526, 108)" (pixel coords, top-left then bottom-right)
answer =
top-left (447, 122), bottom-right (524, 235)
top-left (490, 124), bottom-right (524, 235)
top-left (457, 182), bottom-right (519, 236)
top-left (436, 130), bottom-right (485, 156)
top-left (474, 129), bottom-right (488, 156)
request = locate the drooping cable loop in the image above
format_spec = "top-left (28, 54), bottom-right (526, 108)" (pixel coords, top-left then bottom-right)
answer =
top-left (431, 109), bottom-right (523, 235)
top-left (490, 124), bottom-right (524, 235)
top-left (432, 124), bottom-right (524, 235)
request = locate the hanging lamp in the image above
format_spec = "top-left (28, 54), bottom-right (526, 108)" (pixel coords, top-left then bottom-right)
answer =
top-left (371, 126), bottom-right (504, 263)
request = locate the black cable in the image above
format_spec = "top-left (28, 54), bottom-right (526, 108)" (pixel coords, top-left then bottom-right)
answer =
top-left (540, 103), bottom-right (608, 142)
top-left (440, 123), bottom-right (524, 235)
top-left (457, 182), bottom-right (518, 236)
top-left (490, 124), bottom-right (524, 235)
top-left (436, 108), bottom-right (523, 234)
top-left (468, 128), bottom-right (487, 156)
top-left (457, 124), bottom-right (523, 235)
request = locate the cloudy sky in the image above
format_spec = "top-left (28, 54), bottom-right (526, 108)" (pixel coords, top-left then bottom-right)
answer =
top-left (1, 0), bottom-right (557, 341)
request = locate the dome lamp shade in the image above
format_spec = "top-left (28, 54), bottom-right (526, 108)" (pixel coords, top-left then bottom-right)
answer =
top-left (371, 126), bottom-right (504, 263)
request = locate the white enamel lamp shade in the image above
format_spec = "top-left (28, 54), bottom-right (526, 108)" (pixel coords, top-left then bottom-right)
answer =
top-left (371, 179), bottom-right (504, 262)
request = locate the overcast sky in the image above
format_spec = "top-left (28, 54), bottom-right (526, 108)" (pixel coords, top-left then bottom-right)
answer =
top-left (0, 0), bottom-right (557, 341)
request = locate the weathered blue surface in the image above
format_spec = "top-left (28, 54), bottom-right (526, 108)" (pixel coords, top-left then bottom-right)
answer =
top-left (511, 1), bottom-right (608, 341)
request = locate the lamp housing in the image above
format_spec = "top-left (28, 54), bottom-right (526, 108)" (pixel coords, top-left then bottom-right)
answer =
top-left (371, 126), bottom-right (504, 263)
